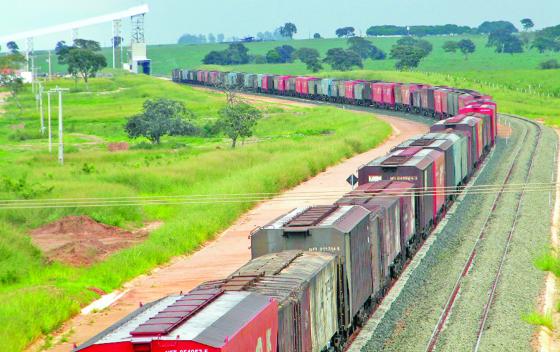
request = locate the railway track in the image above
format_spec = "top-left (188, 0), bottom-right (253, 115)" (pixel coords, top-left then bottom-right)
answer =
top-left (425, 115), bottom-right (543, 352)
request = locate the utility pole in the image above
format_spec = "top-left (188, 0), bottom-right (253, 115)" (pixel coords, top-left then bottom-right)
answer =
top-left (39, 82), bottom-right (45, 135)
top-left (47, 91), bottom-right (52, 152)
top-left (47, 51), bottom-right (52, 81)
top-left (49, 87), bottom-right (69, 165)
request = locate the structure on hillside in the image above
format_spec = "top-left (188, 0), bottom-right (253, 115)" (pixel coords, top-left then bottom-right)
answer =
top-left (0, 4), bottom-right (151, 77)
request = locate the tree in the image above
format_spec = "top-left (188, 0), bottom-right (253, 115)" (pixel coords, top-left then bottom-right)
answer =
top-left (202, 43), bottom-right (251, 65)
top-left (531, 36), bottom-right (559, 53)
top-left (0, 53), bottom-right (26, 110)
top-left (217, 33), bottom-right (225, 43)
top-left (539, 59), bottom-right (559, 70)
top-left (487, 30), bottom-right (523, 53)
top-left (73, 39), bottom-right (101, 51)
top-left (177, 33), bottom-right (207, 44)
top-left (457, 39), bottom-right (476, 59)
top-left (279, 23), bottom-right (297, 39)
top-left (55, 41), bottom-right (72, 64)
top-left (335, 27), bottom-right (355, 38)
top-left (390, 45), bottom-right (426, 70)
top-left (203, 50), bottom-right (228, 64)
top-left (125, 99), bottom-right (198, 144)
top-left (521, 18), bottom-right (535, 31)
top-left (217, 103), bottom-right (262, 148)
top-left (295, 47), bottom-right (323, 72)
top-left (208, 33), bottom-right (216, 43)
top-left (6, 41), bottom-right (18, 53)
top-left (478, 21), bottom-right (518, 34)
top-left (503, 36), bottom-right (524, 54)
top-left (225, 43), bottom-right (250, 64)
top-left (347, 37), bottom-right (385, 60)
top-left (323, 48), bottom-right (363, 71)
top-left (443, 41), bottom-right (459, 53)
top-left (265, 49), bottom-right (282, 63)
top-left (313, 33), bottom-right (322, 39)
top-left (66, 48), bottom-right (107, 83)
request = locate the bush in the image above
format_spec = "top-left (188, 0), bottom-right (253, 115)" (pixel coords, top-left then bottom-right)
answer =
top-left (539, 59), bottom-right (560, 70)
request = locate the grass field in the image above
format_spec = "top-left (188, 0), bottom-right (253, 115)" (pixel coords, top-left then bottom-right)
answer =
top-left (33, 35), bottom-right (560, 76)
top-left (31, 34), bottom-right (560, 126)
top-left (0, 73), bottom-right (391, 351)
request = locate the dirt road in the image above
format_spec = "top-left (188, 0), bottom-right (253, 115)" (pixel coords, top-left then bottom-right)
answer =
top-left (35, 114), bottom-right (427, 352)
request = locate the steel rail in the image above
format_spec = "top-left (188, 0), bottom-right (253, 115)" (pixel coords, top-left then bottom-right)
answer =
top-left (425, 115), bottom-right (540, 352)
top-left (473, 116), bottom-right (543, 351)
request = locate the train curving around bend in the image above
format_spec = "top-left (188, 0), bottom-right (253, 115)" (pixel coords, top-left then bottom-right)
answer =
top-left (74, 69), bottom-right (498, 352)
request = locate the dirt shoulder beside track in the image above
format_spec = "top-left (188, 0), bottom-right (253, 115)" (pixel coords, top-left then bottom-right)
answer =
top-left (30, 114), bottom-right (427, 352)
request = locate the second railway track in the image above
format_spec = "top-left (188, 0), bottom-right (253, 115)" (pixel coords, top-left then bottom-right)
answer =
top-left (425, 115), bottom-right (543, 352)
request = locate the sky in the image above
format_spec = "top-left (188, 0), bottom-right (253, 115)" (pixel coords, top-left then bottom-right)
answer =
top-left (1, 0), bottom-right (560, 50)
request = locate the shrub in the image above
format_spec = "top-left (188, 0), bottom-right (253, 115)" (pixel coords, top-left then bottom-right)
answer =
top-left (539, 59), bottom-right (560, 70)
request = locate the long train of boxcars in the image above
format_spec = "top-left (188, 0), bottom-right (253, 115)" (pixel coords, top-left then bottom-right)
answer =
top-left (74, 70), bottom-right (499, 352)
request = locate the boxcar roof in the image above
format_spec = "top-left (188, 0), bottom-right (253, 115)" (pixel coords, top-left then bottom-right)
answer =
top-left (366, 148), bottom-right (439, 169)
top-left (263, 205), bottom-right (370, 233)
top-left (76, 291), bottom-right (271, 350)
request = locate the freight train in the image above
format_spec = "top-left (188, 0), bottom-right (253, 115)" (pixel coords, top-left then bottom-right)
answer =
top-left (73, 70), bottom-right (498, 352)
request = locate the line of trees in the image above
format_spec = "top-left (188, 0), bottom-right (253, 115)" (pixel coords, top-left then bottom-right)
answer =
top-left (178, 33), bottom-right (225, 45)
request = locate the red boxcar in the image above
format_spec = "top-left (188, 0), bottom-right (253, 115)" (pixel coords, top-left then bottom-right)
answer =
top-left (295, 77), bottom-right (304, 94)
top-left (460, 102), bottom-right (497, 146)
top-left (400, 84), bottom-right (421, 110)
top-left (345, 80), bottom-right (357, 100)
top-left (434, 88), bottom-right (450, 119)
top-left (261, 75), bottom-right (272, 91)
top-left (382, 83), bottom-right (396, 108)
top-left (75, 287), bottom-right (278, 352)
top-left (372, 82), bottom-right (384, 106)
top-left (431, 114), bottom-right (484, 170)
top-left (277, 75), bottom-right (292, 93)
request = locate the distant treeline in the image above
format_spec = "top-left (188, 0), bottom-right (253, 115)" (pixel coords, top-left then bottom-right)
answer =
top-left (366, 21), bottom-right (519, 37)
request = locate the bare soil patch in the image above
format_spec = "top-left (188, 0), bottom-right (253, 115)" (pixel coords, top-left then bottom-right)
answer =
top-left (29, 216), bottom-right (160, 266)
top-left (108, 142), bottom-right (130, 152)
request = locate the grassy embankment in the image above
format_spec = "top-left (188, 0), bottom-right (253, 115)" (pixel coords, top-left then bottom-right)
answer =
top-left (0, 73), bottom-right (391, 351)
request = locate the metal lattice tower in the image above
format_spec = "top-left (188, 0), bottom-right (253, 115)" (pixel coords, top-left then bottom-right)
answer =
top-left (131, 14), bottom-right (145, 44)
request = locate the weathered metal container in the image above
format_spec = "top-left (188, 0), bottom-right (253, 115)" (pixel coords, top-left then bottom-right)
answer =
top-left (394, 83), bottom-right (403, 106)
top-left (321, 79), bottom-right (332, 97)
top-left (431, 115), bottom-right (484, 170)
top-left (337, 190), bottom-right (402, 277)
top-left (422, 132), bottom-right (469, 185)
top-left (251, 205), bottom-right (375, 329)
top-left (446, 91), bottom-right (461, 116)
top-left (458, 93), bottom-right (475, 110)
top-left (273, 75), bottom-right (280, 91)
top-left (345, 81), bottom-right (357, 100)
top-left (382, 83), bottom-right (396, 107)
top-left (287, 77), bottom-right (296, 94)
top-left (244, 73), bottom-right (257, 89)
top-left (222, 251), bottom-right (338, 352)
top-left (74, 287), bottom-right (278, 352)
top-left (434, 88), bottom-right (450, 117)
top-left (277, 75), bottom-right (291, 93)
top-left (392, 137), bottom-right (457, 198)
top-left (460, 103), bottom-right (497, 146)
top-left (309, 78), bottom-right (321, 96)
top-left (295, 76), bottom-right (305, 94)
top-left (262, 75), bottom-right (273, 91)
top-left (372, 82), bottom-right (384, 105)
top-left (171, 69), bottom-right (180, 82)
top-left (358, 147), bottom-right (446, 233)
top-left (354, 82), bottom-right (365, 101)
top-left (257, 73), bottom-right (264, 88)
top-left (351, 181), bottom-right (416, 254)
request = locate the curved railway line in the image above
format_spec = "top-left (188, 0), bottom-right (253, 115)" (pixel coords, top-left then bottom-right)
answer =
top-left (425, 115), bottom-right (543, 352)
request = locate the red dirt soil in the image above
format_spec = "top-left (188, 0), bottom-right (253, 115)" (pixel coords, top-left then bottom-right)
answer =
top-left (31, 115), bottom-right (428, 352)
top-left (30, 216), bottom-right (149, 266)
